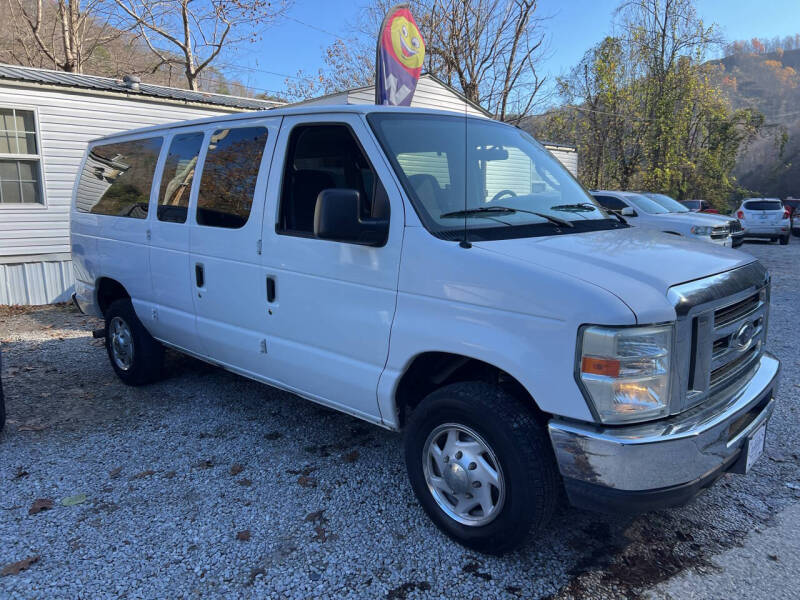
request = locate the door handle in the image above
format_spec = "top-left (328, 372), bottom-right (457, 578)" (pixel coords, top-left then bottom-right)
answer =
top-left (266, 276), bottom-right (276, 303)
top-left (195, 263), bottom-right (205, 288)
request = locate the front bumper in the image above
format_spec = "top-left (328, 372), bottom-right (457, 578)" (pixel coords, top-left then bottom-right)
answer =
top-left (548, 352), bottom-right (779, 513)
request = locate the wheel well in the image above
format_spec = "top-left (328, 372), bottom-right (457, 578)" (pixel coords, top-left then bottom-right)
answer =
top-left (96, 278), bottom-right (130, 316)
top-left (394, 352), bottom-right (545, 428)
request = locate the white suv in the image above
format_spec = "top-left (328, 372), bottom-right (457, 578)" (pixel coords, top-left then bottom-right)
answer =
top-left (591, 190), bottom-right (733, 246)
top-left (736, 198), bottom-right (790, 245)
top-left (71, 106), bottom-right (779, 554)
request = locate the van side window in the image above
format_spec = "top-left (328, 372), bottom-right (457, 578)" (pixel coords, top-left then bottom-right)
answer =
top-left (278, 124), bottom-right (388, 236)
top-left (158, 132), bottom-right (204, 223)
top-left (196, 126), bottom-right (268, 229)
top-left (75, 137), bottom-right (163, 218)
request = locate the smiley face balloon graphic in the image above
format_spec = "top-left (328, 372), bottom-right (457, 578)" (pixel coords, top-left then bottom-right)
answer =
top-left (375, 4), bottom-right (426, 106)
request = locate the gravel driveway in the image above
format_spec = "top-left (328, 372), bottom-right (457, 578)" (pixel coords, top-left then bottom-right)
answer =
top-left (1, 240), bottom-right (799, 599)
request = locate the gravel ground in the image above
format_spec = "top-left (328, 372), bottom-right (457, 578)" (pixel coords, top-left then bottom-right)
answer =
top-left (1, 239), bottom-right (799, 600)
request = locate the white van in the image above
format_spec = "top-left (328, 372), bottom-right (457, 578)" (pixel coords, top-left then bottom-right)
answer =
top-left (71, 106), bottom-right (779, 554)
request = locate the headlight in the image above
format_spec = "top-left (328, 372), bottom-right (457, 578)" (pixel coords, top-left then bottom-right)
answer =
top-left (690, 225), bottom-right (712, 236)
top-left (577, 324), bottom-right (673, 424)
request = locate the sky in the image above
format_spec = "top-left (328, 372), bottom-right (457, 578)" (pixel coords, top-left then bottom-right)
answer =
top-left (222, 0), bottom-right (800, 100)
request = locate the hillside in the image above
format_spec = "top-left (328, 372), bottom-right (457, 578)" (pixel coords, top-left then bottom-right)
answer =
top-left (710, 48), bottom-right (800, 198)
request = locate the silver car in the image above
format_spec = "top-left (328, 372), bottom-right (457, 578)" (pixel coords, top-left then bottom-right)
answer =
top-left (736, 198), bottom-right (790, 245)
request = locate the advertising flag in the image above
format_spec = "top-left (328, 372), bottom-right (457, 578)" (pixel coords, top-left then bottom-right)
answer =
top-left (375, 4), bottom-right (426, 106)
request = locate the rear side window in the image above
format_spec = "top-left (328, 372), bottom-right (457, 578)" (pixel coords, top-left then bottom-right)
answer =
top-left (196, 126), bottom-right (268, 229)
top-left (744, 200), bottom-right (782, 211)
top-left (158, 132), bottom-right (204, 223)
top-left (683, 200), bottom-right (700, 209)
top-left (76, 137), bottom-right (163, 217)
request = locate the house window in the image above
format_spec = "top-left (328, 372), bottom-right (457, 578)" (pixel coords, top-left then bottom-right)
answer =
top-left (0, 107), bottom-right (43, 204)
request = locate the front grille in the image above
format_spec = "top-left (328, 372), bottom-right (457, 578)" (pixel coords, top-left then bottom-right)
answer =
top-left (715, 292), bottom-right (760, 327)
top-left (710, 345), bottom-right (758, 388)
top-left (668, 262), bottom-right (769, 413)
top-left (711, 225), bottom-right (729, 239)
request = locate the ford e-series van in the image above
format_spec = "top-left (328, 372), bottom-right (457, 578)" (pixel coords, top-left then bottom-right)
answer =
top-left (71, 106), bottom-right (779, 554)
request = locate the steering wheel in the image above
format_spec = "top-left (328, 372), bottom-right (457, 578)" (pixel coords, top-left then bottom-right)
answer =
top-left (490, 189), bottom-right (517, 203)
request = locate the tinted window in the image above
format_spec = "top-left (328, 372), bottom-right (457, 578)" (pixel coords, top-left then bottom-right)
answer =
top-left (158, 132), bottom-right (204, 223)
top-left (625, 193), bottom-right (670, 214)
top-left (682, 200), bottom-right (701, 209)
top-left (278, 124), bottom-right (386, 235)
top-left (593, 195), bottom-right (627, 211)
top-left (196, 127), bottom-right (268, 229)
top-left (76, 137), bottom-right (162, 217)
top-left (646, 193), bottom-right (689, 212)
top-left (744, 200), bottom-right (782, 211)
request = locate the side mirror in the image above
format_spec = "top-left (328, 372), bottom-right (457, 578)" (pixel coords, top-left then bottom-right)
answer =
top-left (621, 206), bottom-right (637, 217)
top-left (314, 189), bottom-right (389, 247)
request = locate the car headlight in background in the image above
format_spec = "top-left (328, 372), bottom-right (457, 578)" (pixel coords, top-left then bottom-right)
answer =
top-left (690, 225), bottom-right (712, 236)
top-left (577, 324), bottom-right (673, 424)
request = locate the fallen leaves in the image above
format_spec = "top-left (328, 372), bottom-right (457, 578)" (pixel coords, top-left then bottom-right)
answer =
top-left (297, 475), bottom-right (317, 488)
top-left (109, 467), bottom-right (123, 479)
top-left (131, 470), bottom-right (155, 480)
top-left (236, 530), bottom-right (251, 542)
top-left (13, 467), bottom-right (29, 480)
top-left (61, 494), bottom-right (87, 507)
top-left (194, 459), bottom-right (214, 470)
top-left (342, 450), bottom-right (359, 463)
top-left (304, 510), bottom-right (334, 543)
top-left (17, 423), bottom-right (48, 432)
top-left (1, 556), bottom-right (39, 577)
top-left (28, 499), bottom-right (54, 515)
top-left (230, 464), bottom-right (244, 476)
top-left (236, 478), bottom-right (252, 487)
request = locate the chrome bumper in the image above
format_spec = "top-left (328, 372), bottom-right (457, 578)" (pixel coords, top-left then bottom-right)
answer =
top-left (549, 352), bottom-right (779, 498)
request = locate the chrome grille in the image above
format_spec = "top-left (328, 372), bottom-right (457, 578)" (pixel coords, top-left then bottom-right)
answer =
top-left (711, 225), bottom-right (729, 239)
top-left (668, 262), bottom-right (770, 413)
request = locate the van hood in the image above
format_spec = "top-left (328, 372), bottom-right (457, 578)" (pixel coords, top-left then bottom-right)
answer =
top-left (473, 227), bottom-right (756, 323)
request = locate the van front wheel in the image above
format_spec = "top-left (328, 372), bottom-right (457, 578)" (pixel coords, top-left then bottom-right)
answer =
top-left (404, 382), bottom-right (558, 554)
top-left (104, 299), bottom-right (163, 386)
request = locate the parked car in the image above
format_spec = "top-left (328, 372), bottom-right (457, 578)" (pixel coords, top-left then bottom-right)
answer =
top-left (784, 198), bottom-right (800, 237)
top-left (736, 198), bottom-right (791, 245)
top-left (680, 199), bottom-right (719, 213)
top-left (71, 106), bottom-right (779, 554)
top-left (644, 192), bottom-right (744, 248)
top-left (591, 190), bottom-right (733, 246)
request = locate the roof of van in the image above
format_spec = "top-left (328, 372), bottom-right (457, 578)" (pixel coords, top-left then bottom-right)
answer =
top-left (86, 105), bottom-right (496, 143)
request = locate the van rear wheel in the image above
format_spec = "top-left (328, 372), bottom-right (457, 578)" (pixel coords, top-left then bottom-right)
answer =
top-left (104, 299), bottom-right (163, 386)
top-left (404, 382), bottom-right (558, 554)
top-left (780, 234), bottom-right (790, 245)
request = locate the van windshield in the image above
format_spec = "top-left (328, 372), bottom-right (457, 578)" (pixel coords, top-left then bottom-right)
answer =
top-left (367, 113), bottom-right (625, 241)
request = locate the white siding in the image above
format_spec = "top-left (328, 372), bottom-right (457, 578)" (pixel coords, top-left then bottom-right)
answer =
top-left (0, 258), bottom-right (73, 304)
top-left (0, 84), bottom-right (230, 259)
top-left (544, 146), bottom-right (578, 177)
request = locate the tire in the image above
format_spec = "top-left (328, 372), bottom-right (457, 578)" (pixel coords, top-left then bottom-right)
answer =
top-left (780, 234), bottom-right (790, 245)
top-left (770, 237), bottom-right (778, 243)
top-left (404, 381), bottom-right (558, 554)
top-left (104, 298), bottom-right (164, 386)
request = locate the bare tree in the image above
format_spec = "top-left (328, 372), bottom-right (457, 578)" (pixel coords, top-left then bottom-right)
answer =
top-left (422, 0), bottom-right (548, 122)
top-left (5, 0), bottom-right (125, 72)
top-left (113, 0), bottom-right (290, 90)
top-left (283, 0), bottom-right (548, 120)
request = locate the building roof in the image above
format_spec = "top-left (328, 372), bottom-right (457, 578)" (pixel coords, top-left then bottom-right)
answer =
top-left (0, 63), bottom-right (283, 110)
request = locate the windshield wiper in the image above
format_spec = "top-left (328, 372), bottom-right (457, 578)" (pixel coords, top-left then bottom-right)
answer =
top-left (440, 206), bottom-right (516, 218)
top-left (441, 206), bottom-right (575, 228)
top-left (550, 203), bottom-right (597, 213)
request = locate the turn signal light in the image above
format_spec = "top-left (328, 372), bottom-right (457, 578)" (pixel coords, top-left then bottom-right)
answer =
top-left (581, 356), bottom-right (621, 377)
top-left (783, 210), bottom-right (790, 219)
